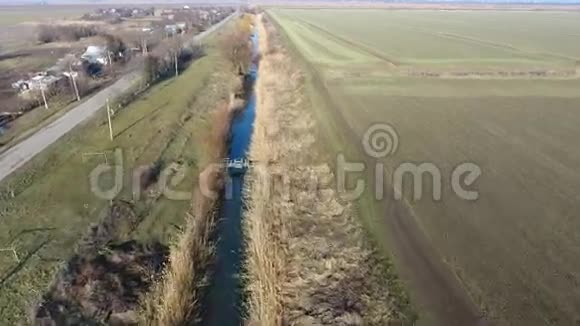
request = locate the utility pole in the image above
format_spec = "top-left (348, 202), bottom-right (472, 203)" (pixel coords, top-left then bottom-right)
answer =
top-left (40, 87), bottom-right (48, 110)
top-left (174, 52), bottom-right (179, 77)
top-left (106, 98), bottom-right (113, 141)
top-left (142, 38), bottom-right (148, 55)
top-left (106, 51), bottom-right (113, 72)
top-left (69, 65), bottom-right (80, 102)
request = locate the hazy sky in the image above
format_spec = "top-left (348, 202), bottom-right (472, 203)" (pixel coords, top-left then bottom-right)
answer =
top-left (1, 0), bottom-right (579, 4)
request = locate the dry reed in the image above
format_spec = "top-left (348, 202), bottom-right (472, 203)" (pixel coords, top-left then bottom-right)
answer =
top-left (243, 14), bottom-right (414, 326)
top-left (141, 99), bottom-right (234, 326)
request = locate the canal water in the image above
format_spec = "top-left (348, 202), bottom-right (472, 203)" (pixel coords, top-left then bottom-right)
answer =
top-left (202, 29), bottom-right (259, 325)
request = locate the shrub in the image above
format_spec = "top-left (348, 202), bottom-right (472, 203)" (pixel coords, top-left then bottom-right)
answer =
top-left (142, 40), bottom-right (205, 85)
top-left (37, 24), bottom-right (100, 43)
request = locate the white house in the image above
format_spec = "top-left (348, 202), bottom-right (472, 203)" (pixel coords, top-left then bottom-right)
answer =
top-left (81, 46), bottom-right (108, 65)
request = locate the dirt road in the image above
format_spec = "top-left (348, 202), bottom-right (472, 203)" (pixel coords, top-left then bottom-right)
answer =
top-left (0, 12), bottom-right (237, 183)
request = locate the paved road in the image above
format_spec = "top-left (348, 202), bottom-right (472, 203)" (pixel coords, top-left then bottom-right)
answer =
top-left (0, 12), bottom-right (237, 183)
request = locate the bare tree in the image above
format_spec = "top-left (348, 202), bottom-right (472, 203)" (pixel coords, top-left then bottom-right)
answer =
top-left (103, 33), bottom-right (128, 65)
top-left (143, 54), bottom-right (161, 85)
top-left (221, 30), bottom-right (251, 75)
top-left (141, 31), bottom-right (205, 84)
top-left (168, 36), bottom-right (184, 77)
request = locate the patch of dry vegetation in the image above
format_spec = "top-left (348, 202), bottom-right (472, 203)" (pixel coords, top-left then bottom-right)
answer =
top-left (140, 96), bottom-right (238, 326)
top-left (34, 201), bottom-right (168, 325)
top-left (243, 15), bottom-right (415, 325)
top-left (37, 24), bottom-right (100, 44)
top-left (141, 194), bottom-right (215, 326)
top-left (36, 241), bottom-right (167, 325)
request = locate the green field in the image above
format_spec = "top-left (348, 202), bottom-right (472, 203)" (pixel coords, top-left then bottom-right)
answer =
top-left (271, 8), bottom-right (580, 326)
top-left (276, 8), bottom-right (580, 71)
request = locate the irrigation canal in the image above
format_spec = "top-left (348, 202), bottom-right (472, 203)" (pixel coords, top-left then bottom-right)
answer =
top-left (202, 28), bottom-right (259, 325)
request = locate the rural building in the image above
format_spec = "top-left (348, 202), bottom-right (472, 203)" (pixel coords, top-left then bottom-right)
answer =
top-left (81, 46), bottom-right (109, 66)
top-left (11, 72), bottom-right (64, 94)
top-left (165, 25), bottom-right (178, 35)
top-left (83, 7), bottom-right (152, 20)
top-left (159, 9), bottom-right (176, 17)
top-left (176, 22), bottom-right (188, 32)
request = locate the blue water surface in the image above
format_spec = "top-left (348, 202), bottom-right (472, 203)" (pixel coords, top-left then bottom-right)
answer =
top-left (203, 27), bottom-right (259, 326)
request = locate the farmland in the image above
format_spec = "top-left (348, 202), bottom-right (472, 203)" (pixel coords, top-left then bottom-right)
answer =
top-left (271, 8), bottom-right (580, 326)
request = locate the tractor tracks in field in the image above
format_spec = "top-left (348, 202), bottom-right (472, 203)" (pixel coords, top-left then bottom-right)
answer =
top-left (321, 81), bottom-right (486, 326)
top-left (333, 91), bottom-right (487, 326)
top-left (294, 17), bottom-right (401, 68)
top-left (435, 32), bottom-right (577, 62)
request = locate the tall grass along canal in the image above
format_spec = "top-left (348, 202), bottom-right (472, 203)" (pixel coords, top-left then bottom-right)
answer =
top-left (203, 29), bottom-right (259, 325)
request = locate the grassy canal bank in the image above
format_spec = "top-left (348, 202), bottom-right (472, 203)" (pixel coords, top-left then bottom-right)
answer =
top-left (0, 15), bottom-right (243, 323)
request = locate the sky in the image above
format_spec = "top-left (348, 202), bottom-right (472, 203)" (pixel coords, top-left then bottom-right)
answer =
top-left (1, 0), bottom-right (579, 5)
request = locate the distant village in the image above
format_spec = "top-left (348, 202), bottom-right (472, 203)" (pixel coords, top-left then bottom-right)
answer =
top-left (8, 6), bottom-right (233, 105)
